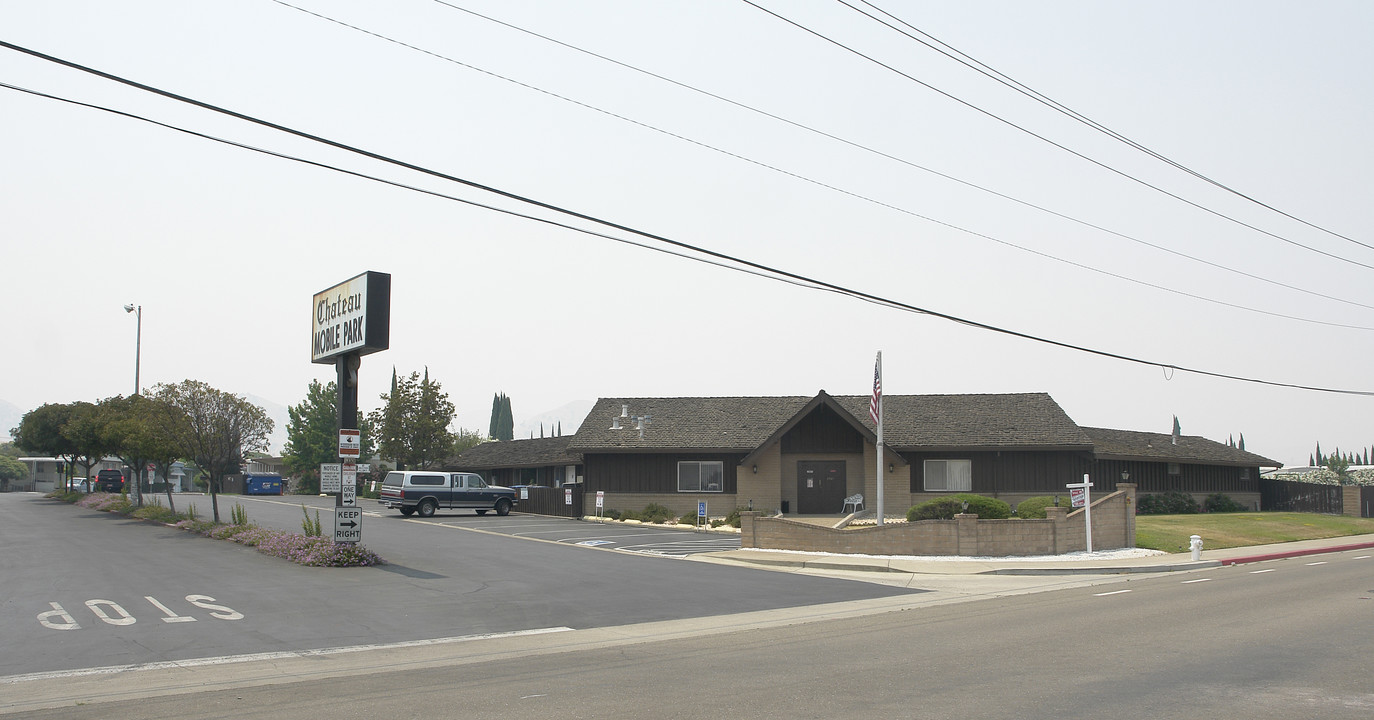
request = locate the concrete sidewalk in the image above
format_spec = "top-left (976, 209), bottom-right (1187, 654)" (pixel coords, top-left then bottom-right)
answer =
top-left (696, 533), bottom-right (1374, 578)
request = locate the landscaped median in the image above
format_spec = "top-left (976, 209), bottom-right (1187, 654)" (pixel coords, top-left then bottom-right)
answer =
top-left (52, 491), bottom-right (384, 568)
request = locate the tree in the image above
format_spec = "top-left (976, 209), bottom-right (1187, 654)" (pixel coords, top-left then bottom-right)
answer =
top-left (96, 395), bottom-right (155, 506)
top-left (12, 403), bottom-right (78, 474)
top-left (283, 379), bottom-right (375, 493)
top-left (368, 368), bottom-right (455, 470)
top-left (1326, 454), bottom-right (1352, 485)
top-left (0, 455), bottom-right (27, 491)
top-left (61, 401), bottom-right (115, 491)
top-left (154, 380), bottom-right (272, 523)
top-left (451, 428), bottom-right (487, 456)
top-left (100, 394), bottom-right (185, 510)
top-left (488, 392), bottom-right (514, 442)
top-left (1238, 433), bottom-right (1245, 452)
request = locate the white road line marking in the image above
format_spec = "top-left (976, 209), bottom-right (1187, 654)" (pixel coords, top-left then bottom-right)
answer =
top-left (1181, 578), bottom-right (1211, 584)
top-left (1306, 561), bottom-right (1328, 566)
top-left (1250, 569), bottom-right (1276, 574)
top-left (1093, 589), bottom-right (1132, 597)
top-left (1353, 556), bottom-right (1371, 560)
top-left (0, 627), bottom-right (573, 685)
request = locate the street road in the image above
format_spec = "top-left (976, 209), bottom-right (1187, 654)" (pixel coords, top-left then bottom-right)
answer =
top-left (6, 493), bottom-right (1372, 718)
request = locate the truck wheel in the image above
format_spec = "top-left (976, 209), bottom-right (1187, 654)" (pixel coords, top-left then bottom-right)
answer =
top-left (400, 507), bottom-right (414, 516)
top-left (495, 499), bottom-right (512, 516)
top-left (417, 499), bottom-right (437, 518)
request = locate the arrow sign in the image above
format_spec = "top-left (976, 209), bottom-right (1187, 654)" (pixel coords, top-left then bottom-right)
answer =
top-left (334, 507), bottom-right (362, 544)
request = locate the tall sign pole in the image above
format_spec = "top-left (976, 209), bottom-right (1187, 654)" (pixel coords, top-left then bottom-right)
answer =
top-left (313, 271), bottom-right (390, 544)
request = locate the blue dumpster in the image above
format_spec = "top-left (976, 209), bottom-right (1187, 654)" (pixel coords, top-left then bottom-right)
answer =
top-left (243, 474), bottom-right (283, 495)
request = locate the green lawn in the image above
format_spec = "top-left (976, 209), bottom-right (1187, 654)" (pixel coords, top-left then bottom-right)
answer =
top-left (1136, 513), bottom-right (1374, 553)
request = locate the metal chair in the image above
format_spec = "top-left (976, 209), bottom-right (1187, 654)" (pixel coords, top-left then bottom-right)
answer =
top-left (842, 494), bottom-right (865, 514)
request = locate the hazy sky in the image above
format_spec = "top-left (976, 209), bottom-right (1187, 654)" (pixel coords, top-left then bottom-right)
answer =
top-left (3, 1), bottom-right (1370, 467)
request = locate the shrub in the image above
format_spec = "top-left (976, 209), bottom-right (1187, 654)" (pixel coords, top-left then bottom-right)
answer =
top-left (618, 509), bottom-right (641, 522)
top-left (301, 505), bottom-right (323, 537)
top-left (675, 513), bottom-right (701, 526)
top-left (602, 509), bottom-right (621, 520)
top-left (640, 503), bottom-right (675, 524)
top-left (953, 494), bottom-right (1013, 519)
top-left (1015, 496), bottom-right (1060, 519)
top-left (1136, 491), bottom-right (1200, 515)
top-left (1203, 493), bottom-right (1247, 513)
top-left (724, 507), bottom-right (750, 529)
top-left (131, 504), bottom-right (180, 524)
top-left (907, 497), bottom-right (965, 521)
top-left (231, 503), bottom-right (250, 527)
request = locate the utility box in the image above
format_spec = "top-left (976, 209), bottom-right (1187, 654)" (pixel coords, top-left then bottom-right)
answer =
top-left (243, 474), bottom-right (284, 495)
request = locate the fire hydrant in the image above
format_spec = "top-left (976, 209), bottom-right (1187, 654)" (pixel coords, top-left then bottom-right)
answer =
top-left (1189, 534), bottom-right (1203, 562)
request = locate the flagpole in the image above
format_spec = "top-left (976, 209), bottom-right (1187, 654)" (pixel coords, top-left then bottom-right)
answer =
top-left (874, 351), bottom-right (884, 526)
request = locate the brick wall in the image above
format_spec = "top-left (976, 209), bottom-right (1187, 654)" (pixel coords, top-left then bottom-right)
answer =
top-left (741, 484), bottom-right (1137, 556)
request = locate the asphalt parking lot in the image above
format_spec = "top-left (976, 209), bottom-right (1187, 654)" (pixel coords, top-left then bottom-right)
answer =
top-left (384, 507), bottom-right (744, 557)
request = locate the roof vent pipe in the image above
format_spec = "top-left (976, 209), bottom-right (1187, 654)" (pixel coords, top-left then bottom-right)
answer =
top-left (610, 417), bottom-right (622, 430)
top-left (621, 404), bottom-right (629, 417)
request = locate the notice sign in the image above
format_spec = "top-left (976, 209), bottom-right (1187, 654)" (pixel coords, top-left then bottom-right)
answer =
top-left (565, 488), bottom-right (573, 506)
top-left (311, 271), bottom-right (392, 364)
top-left (339, 429), bottom-right (360, 458)
top-left (1070, 487), bottom-right (1086, 508)
top-left (595, 490), bottom-right (605, 509)
top-left (334, 507), bottom-right (362, 543)
top-left (320, 463), bottom-right (342, 494)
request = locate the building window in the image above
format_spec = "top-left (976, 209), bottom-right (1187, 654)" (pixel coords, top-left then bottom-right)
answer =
top-left (924, 459), bottom-right (972, 492)
top-left (1168, 463), bottom-right (1181, 476)
top-left (678, 461), bottom-right (723, 492)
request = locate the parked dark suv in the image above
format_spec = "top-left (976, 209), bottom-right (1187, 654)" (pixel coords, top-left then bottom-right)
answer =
top-left (95, 469), bottom-right (126, 493)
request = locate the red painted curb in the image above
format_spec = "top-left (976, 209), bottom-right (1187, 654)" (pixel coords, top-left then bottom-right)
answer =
top-left (1218, 541), bottom-right (1374, 566)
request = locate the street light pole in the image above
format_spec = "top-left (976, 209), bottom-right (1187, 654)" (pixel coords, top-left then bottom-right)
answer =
top-left (123, 304), bottom-right (141, 395)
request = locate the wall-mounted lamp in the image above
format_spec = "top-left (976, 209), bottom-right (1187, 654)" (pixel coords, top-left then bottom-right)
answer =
top-left (752, 464), bottom-right (758, 474)
top-left (888, 463), bottom-right (894, 473)
top-left (1121, 470), bottom-right (1130, 482)
top-left (961, 501), bottom-right (969, 513)
top-left (1053, 495), bottom-right (1060, 507)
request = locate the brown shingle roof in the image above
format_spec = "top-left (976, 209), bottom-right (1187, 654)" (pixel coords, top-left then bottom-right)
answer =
top-left (568, 393), bottom-right (1093, 452)
top-left (443, 436), bottom-right (581, 470)
top-left (1082, 427), bottom-right (1279, 467)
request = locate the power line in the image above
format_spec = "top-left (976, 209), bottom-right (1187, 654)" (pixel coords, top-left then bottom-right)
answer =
top-left (846, 0), bottom-right (1372, 254)
top-left (1, 42), bottom-right (1371, 396)
top-left (268, 1), bottom-right (1374, 322)
top-left (414, 0), bottom-right (1374, 313)
top-left (740, 0), bottom-right (1374, 273)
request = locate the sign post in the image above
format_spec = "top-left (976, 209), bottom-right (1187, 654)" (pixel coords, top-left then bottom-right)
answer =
top-left (1066, 474), bottom-right (1094, 553)
top-left (312, 271), bottom-right (390, 546)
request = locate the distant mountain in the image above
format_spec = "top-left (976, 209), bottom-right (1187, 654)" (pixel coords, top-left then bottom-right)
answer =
top-left (0, 398), bottom-right (24, 441)
top-left (513, 399), bottom-right (594, 440)
top-left (244, 394), bottom-right (291, 457)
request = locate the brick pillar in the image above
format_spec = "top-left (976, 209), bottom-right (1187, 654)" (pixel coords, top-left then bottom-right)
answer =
top-left (1045, 506), bottom-right (1067, 554)
top-left (1119, 483), bottom-right (1137, 547)
top-left (740, 511), bottom-right (759, 548)
top-left (955, 513), bottom-right (979, 556)
top-left (1344, 485), bottom-right (1362, 517)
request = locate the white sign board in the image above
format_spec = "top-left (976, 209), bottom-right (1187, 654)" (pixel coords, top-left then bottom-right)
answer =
top-left (339, 429), bottom-right (360, 458)
top-left (1070, 487), bottom-right (1086, 507)
top-left (565, 488), bottom-right (573, 506)
top-left (595, 490), bottom-right (604, 509)
top-left (334, 507), bottom-right (362, 543)
top-left (341, 462), bottom-right (357, 506)
top-left (320, 463), bottom-right (342, 493)
top-left (311, 271), bottom-right (391, 363)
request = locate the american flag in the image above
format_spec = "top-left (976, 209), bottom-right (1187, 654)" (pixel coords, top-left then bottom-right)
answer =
top-left (869, 354), bottom-right (882, 425)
